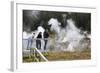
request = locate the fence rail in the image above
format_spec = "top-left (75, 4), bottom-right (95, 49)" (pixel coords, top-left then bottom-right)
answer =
top-left (33, 48), bottom-right (48, 61)
top-left (23, 38), bottom-right (49, 62)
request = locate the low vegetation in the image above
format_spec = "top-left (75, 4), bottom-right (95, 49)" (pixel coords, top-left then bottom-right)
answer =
top-left (23, 48), bottom-right (91, 63)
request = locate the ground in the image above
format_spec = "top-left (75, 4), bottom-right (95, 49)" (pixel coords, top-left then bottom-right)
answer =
top-left (23, 48), bottom-right (91, 63)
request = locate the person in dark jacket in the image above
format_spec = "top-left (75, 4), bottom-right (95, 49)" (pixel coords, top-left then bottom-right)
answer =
top-left (43, 30), bottom-right (49, 50)
top-left (36, 32), bottom-right (42, 49)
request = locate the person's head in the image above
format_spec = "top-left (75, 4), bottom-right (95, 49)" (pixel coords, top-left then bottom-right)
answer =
top-left (33, 33), bottom-right (35, 35)
top-left (32, 33), bottom-right (35, 38)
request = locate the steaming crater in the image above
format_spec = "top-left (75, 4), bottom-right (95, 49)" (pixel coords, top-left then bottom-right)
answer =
top-left (48, 18), bottom-right (90, 52)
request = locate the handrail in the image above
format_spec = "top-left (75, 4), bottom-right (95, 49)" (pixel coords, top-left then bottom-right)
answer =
top-left (23, 38), bottom-right (49, 62)
top-left (23, 38), bottom-right (49, 40)
top-left (33, 48), bottom-right (48, 62)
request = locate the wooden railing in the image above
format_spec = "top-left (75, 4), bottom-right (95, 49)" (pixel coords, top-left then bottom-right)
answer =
top-left (23, 38), bottom-right (49, 62)
top-left (32, 48), bottom-right (48, 61)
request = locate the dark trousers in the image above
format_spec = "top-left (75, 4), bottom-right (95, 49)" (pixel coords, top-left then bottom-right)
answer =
top-left (36, 40), bottom-right (41, 49)
top-left (35, 40), bottom-right (41, 61)
top-left (44, 40), bottom-right (48, 50)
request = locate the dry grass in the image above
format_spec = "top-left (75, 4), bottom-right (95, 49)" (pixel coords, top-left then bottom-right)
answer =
top-left (46, 49), bottom-right (91, 61)
top-left (23, 49), bottom-right (91, 63)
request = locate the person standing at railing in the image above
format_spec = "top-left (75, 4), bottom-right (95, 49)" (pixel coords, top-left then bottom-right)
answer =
top-left (43, 29), bottom-right (49, 50)
top-left (36, 32), bottom-right (42, 49)
top-left (27, 32), bottom-right (35, 50)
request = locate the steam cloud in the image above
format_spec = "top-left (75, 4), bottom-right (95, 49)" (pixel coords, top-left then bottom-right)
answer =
top-left (48, 18), bottom-right (90, 52)
top-left (23, 17), bottom-right (90, 52)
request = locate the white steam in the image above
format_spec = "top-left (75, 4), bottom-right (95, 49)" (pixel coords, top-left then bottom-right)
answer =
top-left (48, 18), bottom-right (90, 52)
top-left (23, 18), bottom-right (90, 52)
